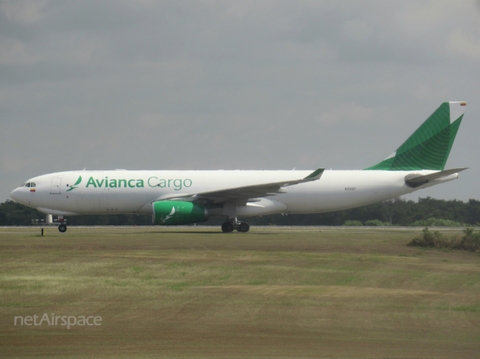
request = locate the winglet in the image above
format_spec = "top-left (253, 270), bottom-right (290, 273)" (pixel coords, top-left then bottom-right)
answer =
top-left (303, 168), bottom-right (325, 182)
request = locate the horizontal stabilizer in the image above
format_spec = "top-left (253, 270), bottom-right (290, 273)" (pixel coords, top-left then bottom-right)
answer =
top-left (405, 168), bottom-right (468, 188)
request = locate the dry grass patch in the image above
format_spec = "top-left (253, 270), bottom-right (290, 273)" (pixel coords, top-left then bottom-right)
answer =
top-left (1, 226), bottom-right (479, 358)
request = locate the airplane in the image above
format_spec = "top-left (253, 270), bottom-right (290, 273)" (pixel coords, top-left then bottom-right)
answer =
top-left (10, 101), bottom-right (467, 233)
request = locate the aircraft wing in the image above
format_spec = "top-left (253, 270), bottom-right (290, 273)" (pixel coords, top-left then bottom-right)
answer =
top-left (157, 168), bottom-right (324, 205)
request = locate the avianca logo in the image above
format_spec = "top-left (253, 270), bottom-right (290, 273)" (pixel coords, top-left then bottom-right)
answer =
top-left (163, 207), bottom-right (176, 223)
top-left (86, 177), bottom-right (144, 188)
top-left (67, 176), bottom-right (82, 192)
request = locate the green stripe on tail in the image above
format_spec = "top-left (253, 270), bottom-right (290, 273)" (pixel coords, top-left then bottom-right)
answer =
top-left (365, 102), bottom-right (466, 171)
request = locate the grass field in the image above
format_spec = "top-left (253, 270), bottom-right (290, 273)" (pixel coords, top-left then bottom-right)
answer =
top-left (1, 226), bottom-right (480, 358)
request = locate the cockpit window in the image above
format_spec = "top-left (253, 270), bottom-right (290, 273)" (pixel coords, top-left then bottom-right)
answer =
top-left (24, 182), bottom-right (36, 188)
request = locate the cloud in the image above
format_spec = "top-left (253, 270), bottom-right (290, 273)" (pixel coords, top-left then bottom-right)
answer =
top-left (316, 103), bottom-right (376, 126)
top-left (0, 0), bottom-right (49, 25)
top-left (447, 29), bottom-right (480, 61)
top-left (0, 0), bottom-right (479, 202)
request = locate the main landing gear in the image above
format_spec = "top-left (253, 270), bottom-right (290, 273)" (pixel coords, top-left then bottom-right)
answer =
top-left (221, 219), bottom-right (250, 233)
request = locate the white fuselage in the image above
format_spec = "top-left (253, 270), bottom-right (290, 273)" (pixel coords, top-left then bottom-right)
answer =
top-left (9, 169), bottom-right (457, 219)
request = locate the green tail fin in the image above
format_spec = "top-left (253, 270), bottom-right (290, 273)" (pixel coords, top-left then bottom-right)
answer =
top-left (365, 101), bottom-right (466, 171)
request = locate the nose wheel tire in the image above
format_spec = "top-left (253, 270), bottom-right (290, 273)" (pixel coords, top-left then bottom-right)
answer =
top-left (58, 224), bottom-right (67, 233)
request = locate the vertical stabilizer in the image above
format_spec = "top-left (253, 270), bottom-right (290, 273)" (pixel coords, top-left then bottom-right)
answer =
top-left (365, 101), bottom-right (466, 171)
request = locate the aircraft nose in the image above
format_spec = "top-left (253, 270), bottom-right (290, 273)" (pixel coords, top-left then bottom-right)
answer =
top-left (10, 187), bottom-right (22, 202)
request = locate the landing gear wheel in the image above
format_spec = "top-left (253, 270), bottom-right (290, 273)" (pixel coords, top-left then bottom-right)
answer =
top-left (58, 224), bottom-right (67, 233)
top-left (221, 221), bottom-right (234, 233)
top-left (238, 222), bottom-right (250, 233)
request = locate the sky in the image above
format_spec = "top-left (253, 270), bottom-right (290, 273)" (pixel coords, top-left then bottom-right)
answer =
top-left (1, 0), bottom-right (479, 204)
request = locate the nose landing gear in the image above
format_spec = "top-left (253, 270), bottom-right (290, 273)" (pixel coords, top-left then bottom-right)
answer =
top-left (56, 215), bottom-right (67, 233)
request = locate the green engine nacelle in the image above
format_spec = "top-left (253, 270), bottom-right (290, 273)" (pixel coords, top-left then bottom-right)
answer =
top-left (152, 201), bottom-right (208, 225)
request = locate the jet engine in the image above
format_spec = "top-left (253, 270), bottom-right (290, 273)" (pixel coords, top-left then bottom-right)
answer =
top-left (152, 201), bottom-right (208, 225)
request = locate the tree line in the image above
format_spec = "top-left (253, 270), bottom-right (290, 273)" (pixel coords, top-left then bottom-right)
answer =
top-left (1, 197), bottom-right (480, 227)
top-left (249, 197), bottom-right (480, 227)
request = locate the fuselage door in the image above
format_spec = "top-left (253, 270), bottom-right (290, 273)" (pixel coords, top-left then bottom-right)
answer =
top-left (50, 177), bottom-right (62, 194)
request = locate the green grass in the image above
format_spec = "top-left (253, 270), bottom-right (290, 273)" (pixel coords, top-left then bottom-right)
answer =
top-left (0, 226), bottom-right (480, 358)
